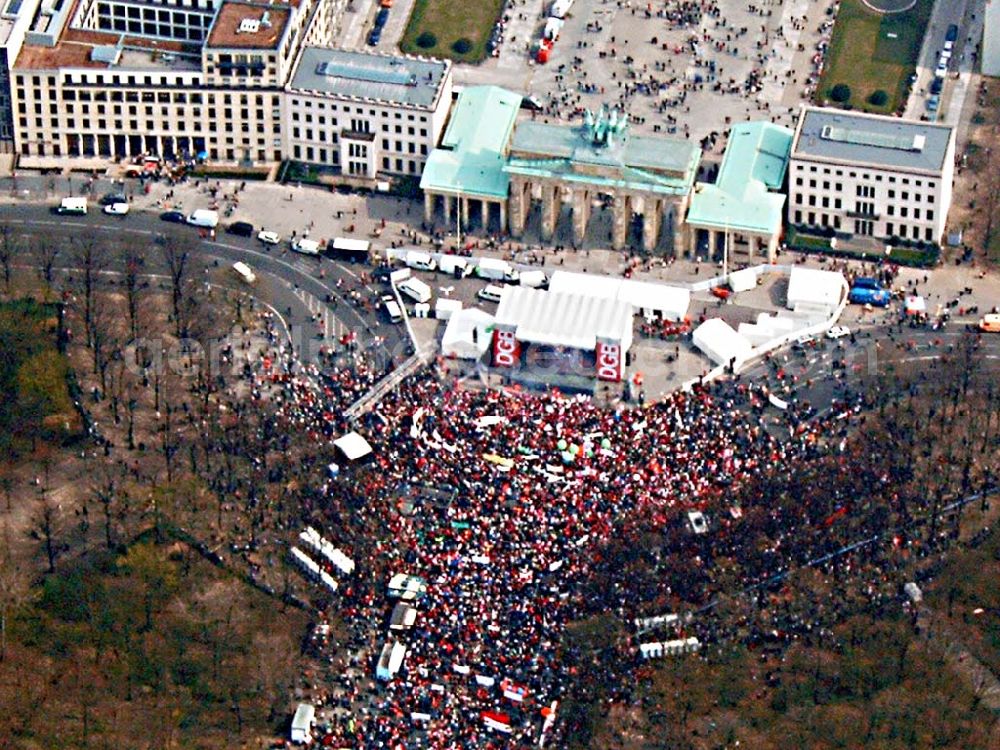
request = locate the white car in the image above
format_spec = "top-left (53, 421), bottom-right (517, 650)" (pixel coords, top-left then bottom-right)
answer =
top-left (257, 230), bottom-right (281, 245)
top-left (103, 202), bottom-right (129, 216)
top-left (826, 325), bottom-right (851, 340)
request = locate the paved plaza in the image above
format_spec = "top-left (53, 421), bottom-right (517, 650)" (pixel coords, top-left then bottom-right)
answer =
top-left (455, 0), bottom-right (837, 146)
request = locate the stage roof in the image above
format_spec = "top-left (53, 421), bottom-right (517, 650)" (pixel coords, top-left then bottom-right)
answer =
top-left (495, 287), bottom-right (632, 349)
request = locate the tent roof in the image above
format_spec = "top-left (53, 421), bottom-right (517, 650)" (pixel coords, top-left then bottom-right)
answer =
top-left (333, 431), bottom-right (373, 461)
top-left (786, 267), bottom-right (845, 309)
top-left (547, 271), bottom-right (690, 319)
top-left (495, 287), bottom-right (632, 349)
top-left (692, 318), bottom-right (754, 366)
top-left (441, 308), bottom-right (494, 359)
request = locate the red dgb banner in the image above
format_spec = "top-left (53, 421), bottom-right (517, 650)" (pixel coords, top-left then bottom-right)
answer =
top-left (492, 328), bottom-right (519, 367)
top-left (595, 341), bottom-right (622, 381)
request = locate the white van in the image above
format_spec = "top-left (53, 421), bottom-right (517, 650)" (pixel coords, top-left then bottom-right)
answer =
top-left (476, 257), bottom-right (519, 282)
top-left (405, 251), bottom-right (437, 272)
top-left (376, 640), bottom-right (407, 681)
top-left (291, 237), bottom-right (321, 256)
top-left (519, 270), bottom-right (547, 288)
top-left (398, 277), bottom-right (432, 304)
top-left (435, 297), bottom-right (463, 320)
top-left (439, 255), bottom-right (473, 278)
top-left (57, 197), bottom-right (88, 215)
top-left (477, 284), bottom-right (507, 303)
top-left (382, 294), bottom-right (403, 323)
top-left (232, 261), bottom-right (256, 284)
top-left (187, 209), bottom-right (219, 229)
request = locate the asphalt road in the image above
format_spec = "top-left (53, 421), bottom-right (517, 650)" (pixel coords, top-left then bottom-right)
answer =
top-left (4, 205), bottom-right (412, 369)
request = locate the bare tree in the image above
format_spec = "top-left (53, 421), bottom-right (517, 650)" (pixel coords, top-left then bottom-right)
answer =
top-left (0, 222), bottom-right (20, 292)
top-left (29, 495), bottom-right (67, 574)
top-left (160, 233), bottom-right (196, 338)
top-left (72, 231), bottom-right (106, 350)
top-left (33, 234), bottom-right (60, 290)
top-left (0, 520), bottom-right (29, 662)
top-left (121, 242), bottom-right (144, 342)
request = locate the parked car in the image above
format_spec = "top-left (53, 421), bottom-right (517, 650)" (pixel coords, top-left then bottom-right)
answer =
top-left (160, 210), bottom-right (186, 223)
top-left (100, 192), bottom-right (127, 206)
top-left (826, 325), bottom-right (851, 340)
top-left (103, 202), bottom-right (130, 216)
top-left (374, 8), bottom-right (389, 27)
top-left (226, 221), bottom-right (254, 237)
top-left (849, 278), bottom-right (891, 307)
top-left (367, 28), bottom-right (382, 45)
top-left (258, 229), bottom-right (281, 245)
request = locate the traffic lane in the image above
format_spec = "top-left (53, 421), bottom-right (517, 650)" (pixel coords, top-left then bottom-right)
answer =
top-left (4, 206), bottom-right (408, 360)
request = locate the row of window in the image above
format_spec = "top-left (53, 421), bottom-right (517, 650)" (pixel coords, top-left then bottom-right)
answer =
top-left (293, 99), bottom-right (429, 124)
top-left (793, 210), bottom-right (934, 241)
top-left (795, 162), bottom-right (938, 190)
top-left (291, 144), bottom-right (420, 175)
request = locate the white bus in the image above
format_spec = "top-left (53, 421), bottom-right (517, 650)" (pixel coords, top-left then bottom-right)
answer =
top-left (57, 197), bottom-right (88, 215)
top-left (232, 261), bottom-right (256, 284)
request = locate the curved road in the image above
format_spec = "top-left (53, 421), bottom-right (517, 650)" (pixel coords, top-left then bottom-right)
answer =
top-left (4, 205), bottom-right (410, 368)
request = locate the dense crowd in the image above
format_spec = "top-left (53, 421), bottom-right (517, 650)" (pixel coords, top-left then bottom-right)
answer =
top-left (276, 365), bottom-right (889, 747)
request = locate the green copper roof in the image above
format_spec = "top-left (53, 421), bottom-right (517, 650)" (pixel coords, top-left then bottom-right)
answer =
top-left (687, 121), bottom-right (793, 235)
top-left (420, 86), bottom-right (521, 200)
top-left (504, 119), bottom-right (700, 195)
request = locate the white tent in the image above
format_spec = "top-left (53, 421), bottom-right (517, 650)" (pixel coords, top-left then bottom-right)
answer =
top-left (728, 268), bottom-right (757, 293)
top-left (441, 307), bottom-right (494, 360)
top-left (333, 431), bottom-right (373, 462)
top-left (692, 318), bottom-right (753, 367)
top-left (495, 286), bottom-right (633, 350)
top-left (548, 271), bottom-right (689, 321)
top-left (786, 267), bottom-right (845, 316)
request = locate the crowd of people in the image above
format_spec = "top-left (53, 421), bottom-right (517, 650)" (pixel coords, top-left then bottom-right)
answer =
top-left (264, 360), bottom-right (912, 747)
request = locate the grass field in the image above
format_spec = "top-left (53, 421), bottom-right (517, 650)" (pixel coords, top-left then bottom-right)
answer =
top-left (399, 0), bottom-right (504, 63)
top-left (818, 0), bottom-right (934, 113)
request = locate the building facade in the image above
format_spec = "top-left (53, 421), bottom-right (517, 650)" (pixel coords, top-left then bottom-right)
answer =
top-left (985, 0), bottom-right (1000, 78)
top-left (9, 0), bottom-right (343, 163)
top-left (788, 106), bottom-right (955, 245)
top-left (283, 47), bottom-right (451, 180)
top-left (0, 0), bottom-right (41, 152)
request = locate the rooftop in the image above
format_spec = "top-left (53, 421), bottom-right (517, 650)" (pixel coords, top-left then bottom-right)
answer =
top-left (14, 0), bottom-right (201, 70)
top-left (495, 286), bottom-right (633, 349)
top-left (687, 121), bottom-right (793, 235)
top-left (421, 85), bottom-right (521, 200)
top-left (792, 106), bottom-right (953, 173)
top-left (290, 47), bottom-right (449, 108)
top-left (206, 1), bottom-right (290, 50)
top-left (504, 115), bottom-right (700, 195)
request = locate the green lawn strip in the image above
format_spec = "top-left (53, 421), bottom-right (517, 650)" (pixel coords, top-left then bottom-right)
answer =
top-left (819, 0), bottom-right (933, 113)
top-left (400, 0), bottom-right (504, 63)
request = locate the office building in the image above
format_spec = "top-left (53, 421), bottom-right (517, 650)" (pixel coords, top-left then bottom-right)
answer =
top-left (789, 106), bottom-right (955, 244)
top-left (283, 47), bottom-right (451, 180)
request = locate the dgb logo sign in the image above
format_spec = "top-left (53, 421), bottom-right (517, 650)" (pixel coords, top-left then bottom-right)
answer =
top-left (596, 341), bottom-right (621, 381)
top-left (493, 329), bottom-right (518, 367)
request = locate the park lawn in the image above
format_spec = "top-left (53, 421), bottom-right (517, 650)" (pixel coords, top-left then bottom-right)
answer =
top-left (400, 0), bottom-right (504, 63)
top-left (818, 0), bottom-right (934, 113)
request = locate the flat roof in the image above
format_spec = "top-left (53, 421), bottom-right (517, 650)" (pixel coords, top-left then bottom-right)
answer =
top-left (421, 85), bottom-right (521, 199)
top-left (510, 120), bottom-right (699, 176)
top-left (495, 287), bottom-right (632, 349)
top-left (290, 47), bottom-right (449, 108)
top-left (687, 121), bottom-right (793, 235)
top-left (792, 106), bottom-right (953, 173)
top-left (206, 1), bottom-right (290, 50)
